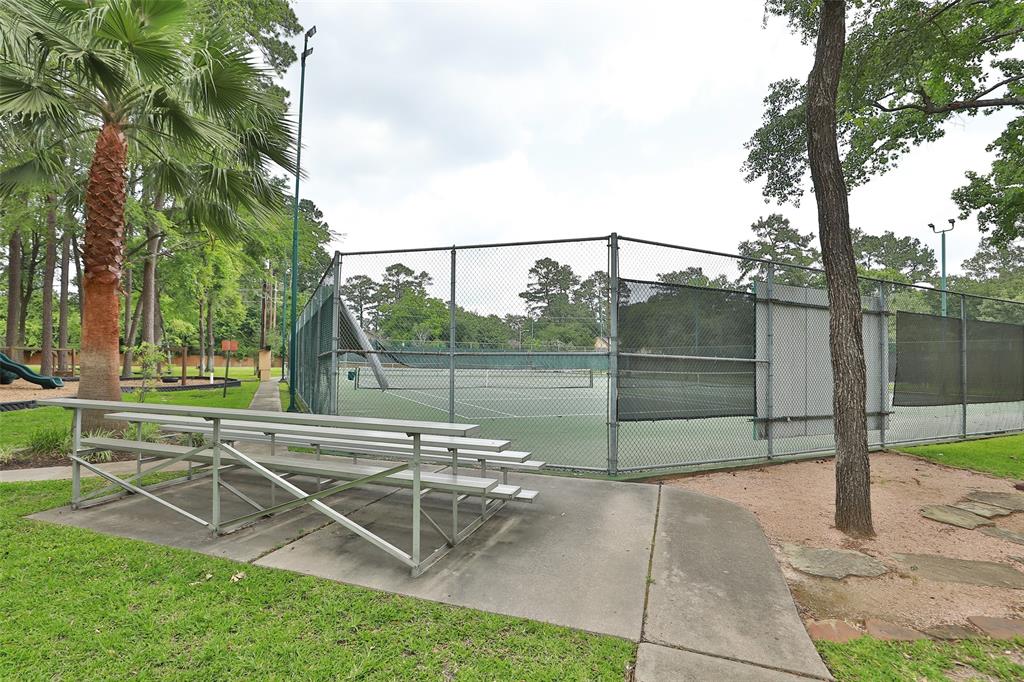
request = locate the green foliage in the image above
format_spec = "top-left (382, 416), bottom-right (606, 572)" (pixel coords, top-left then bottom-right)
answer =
top-left (953, 116), bottom-right (1024, 245)
top-left (737, 214), bottom-right (822, 286)
top-left (852, 229), bottom-right (936, 282)
top-left (745, 0), bottom-right (1024, 244)
top-left (133, 341), bottom-right (165, 402)
top-left (22, 424), bottom-right (71, 459)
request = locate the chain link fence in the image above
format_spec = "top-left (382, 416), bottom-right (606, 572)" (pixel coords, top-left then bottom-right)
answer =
top-left (291, 234), bottom-right (1024, 476)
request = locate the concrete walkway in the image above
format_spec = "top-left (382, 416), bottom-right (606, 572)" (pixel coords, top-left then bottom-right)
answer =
top-left (23, 379), bottom-right (831, 680)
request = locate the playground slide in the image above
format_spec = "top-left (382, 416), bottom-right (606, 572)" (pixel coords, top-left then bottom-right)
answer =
top-left (0, 351), bottom-right (64, 389)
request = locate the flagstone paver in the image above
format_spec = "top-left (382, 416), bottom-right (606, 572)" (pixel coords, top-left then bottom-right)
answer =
top-left (979, 526), bottom-right (1024, 546)
top-left (893, 553), bottom-right (1024, 589)
top-left (920, 505), bottom-right (993, 529)
top-left (952, 500), bottom-right (1013, 518)
top-left (805, 619), bottom-right (862, 643)
top-left (922, 624), bottom-right (982, 640)
top-left (865, 619), bottom-right (927, 641)
top-left (967, 616), bottom-right (1024, 639)
top-left (966, 491), bottom-right (1024, 512)
top-left (781, 544), bottom-right (888, 579)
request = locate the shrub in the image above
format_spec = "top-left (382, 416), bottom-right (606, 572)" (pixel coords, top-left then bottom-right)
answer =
top-left (23, 425), bottom-right (72, 458)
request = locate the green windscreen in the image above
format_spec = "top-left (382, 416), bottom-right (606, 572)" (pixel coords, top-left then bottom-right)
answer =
top-left (894, 311), bottom-right (1024, 406)
top-left (616, 279), bottom-right (755, 421)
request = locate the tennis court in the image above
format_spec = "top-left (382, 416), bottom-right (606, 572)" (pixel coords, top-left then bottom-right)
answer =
top-left (291, 235), bottom-right (1024, 476)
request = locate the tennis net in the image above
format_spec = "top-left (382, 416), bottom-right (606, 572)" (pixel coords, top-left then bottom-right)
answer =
top-left (353, 366), bottom-right (595, 390)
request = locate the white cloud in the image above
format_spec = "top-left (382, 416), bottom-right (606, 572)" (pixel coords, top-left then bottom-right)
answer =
top-left (283, 0), bottom-right (1009, 279)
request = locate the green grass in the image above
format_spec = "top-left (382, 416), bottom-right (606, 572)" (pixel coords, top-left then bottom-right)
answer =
top-left (0, 380), bottom-right (261, 455)
top-left (899, 433), bottom-right (1024, 479)
top-left (818, 636), bottom-right (1024, 681)
top-left (0, 477), bottom-right (634, 679)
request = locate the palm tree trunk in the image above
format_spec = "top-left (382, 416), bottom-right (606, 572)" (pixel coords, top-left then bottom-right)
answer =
top-left (80, 122), bottom-right (128, 428)
top-left (40, 196), bottom-right (58, 376)
top-left (4, 229), bottom-right (21, 361)
top-left (807, 0), bottom-right (873, 537)
top-left (58, 229), bottom-right (70, 372)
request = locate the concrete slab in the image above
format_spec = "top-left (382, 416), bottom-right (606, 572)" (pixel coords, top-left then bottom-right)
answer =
top-left (29, 469), bottom-right (394, 562)
top-left (256, 474), bottom-right (656, 640)
top-left (893, 553), bottom-right (1024, 589)
top-left (633, 643), bottom-right (817, 682)
top-left (780, 544), bottom-right (888, 579)
top-left (644, 486), bottom-right (832, 681)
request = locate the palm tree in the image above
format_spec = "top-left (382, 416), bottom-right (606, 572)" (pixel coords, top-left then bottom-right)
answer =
top-left (0, 0), bottom-right (295, 427)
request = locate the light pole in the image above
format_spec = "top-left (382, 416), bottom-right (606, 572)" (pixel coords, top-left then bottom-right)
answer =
top-left (288, 25), bottom-right (316, 412)
top-left (929, 219), bottom-right (954, 317)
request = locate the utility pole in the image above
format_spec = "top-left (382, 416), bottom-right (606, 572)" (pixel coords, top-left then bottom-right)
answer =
top-left (288, 25), bottom-right (316, 411)
top-left (929, 219), bottom-right (954, 317)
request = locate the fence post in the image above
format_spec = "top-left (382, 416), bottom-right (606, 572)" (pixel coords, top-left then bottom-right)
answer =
top-left (449, 247), bottom-right (457, 424)
top-left (878, 282), bottom-right (888, 448)
top-left (961, 293), bottom-right (968, 438)
top-left (312, 287), bottom-right (321, 413)
top-left (331, 253), bottom-right (341, 415)
top-left (765, 264), bottom-right (774, 458)
top-left (607, 233), bottom-right (619, 476)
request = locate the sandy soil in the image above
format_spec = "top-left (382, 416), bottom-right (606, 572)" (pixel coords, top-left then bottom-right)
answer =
top-left (0, 376), bottom-right (225, 403)
top-left (665, 453), bottom-right (1024, 629)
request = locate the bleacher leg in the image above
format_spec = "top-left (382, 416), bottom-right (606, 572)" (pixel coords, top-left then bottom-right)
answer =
top-left (211, 418), bottom-right (221, 534)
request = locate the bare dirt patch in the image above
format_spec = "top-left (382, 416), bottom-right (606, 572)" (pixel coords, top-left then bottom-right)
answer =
top-left (664, 452), bottom-right (1024, 629)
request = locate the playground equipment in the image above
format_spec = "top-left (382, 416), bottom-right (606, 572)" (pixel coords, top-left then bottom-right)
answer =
top-left (0, 351), bottom-right (64, 389)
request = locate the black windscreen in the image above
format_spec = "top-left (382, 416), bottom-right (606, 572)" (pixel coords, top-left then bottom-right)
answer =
top-left (893, 311), bottom-right (963, 407)
top-left (617, 280), bottom-right (755, 420)
top-left (894, 311), bottom-right (1024, 406)
top-left (967, 318), bottom-right (1024, 403)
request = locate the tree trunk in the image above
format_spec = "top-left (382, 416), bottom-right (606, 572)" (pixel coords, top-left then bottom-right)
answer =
top-left (259, 272), bottom-right (269, 349)
top-left (4, 229), bottom-right (21, 361)
top-left (40, 196), bottom-right (58, 376)
top-left (121, 268), bottom-right (142, 379)
top-left (141, 194), bottom-right (163, 344)
top-left (807, 0), bottom-right (873, 537)
top-left (18, 228), bottom-right (40, 348)
top-left (206, 295), bottom-right (215, 374)
top-left (58, 229), bottom-right (70, 372)
top-left (71, 232), bottom-right (84, 328)
top-left (80, 122), bottom-right (128, 429)
top-left (198, 297), bottom-right (205, 373)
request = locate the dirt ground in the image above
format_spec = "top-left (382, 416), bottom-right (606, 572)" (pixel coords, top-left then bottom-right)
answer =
top-left (665, 452), bottom-right (1024, 629)
top-left (0, 376), bottom-right (224, 403)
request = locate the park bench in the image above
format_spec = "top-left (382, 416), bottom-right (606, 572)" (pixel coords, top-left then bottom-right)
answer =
top-left (39, 398), bottom-right (542, 577)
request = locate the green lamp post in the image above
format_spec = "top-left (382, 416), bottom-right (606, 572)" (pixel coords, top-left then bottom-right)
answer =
top-left (288, 25), bottom-right (316, 412)
top-left (929, 218), bottom-right (954, 317)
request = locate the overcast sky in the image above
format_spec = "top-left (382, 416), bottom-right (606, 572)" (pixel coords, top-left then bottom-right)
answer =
top-left (281, 1), bottom-right (1012, 277)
